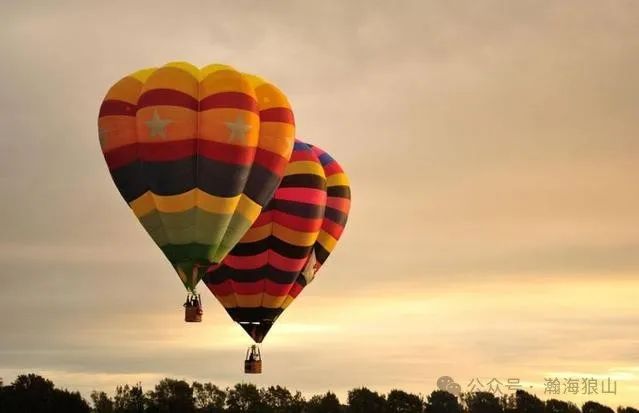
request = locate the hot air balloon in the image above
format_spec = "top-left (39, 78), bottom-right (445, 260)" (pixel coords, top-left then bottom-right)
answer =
top-left (97, 62), bottom-right (295, 321)
top-left (203, 140), bottom-right (351, 373)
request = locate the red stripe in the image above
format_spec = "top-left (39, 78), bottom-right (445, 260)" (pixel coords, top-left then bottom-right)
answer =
top-left (310, 146), bottom-right (326, 157)
top-left (231, 281), bottom-right (265, 295)
top-left (273, 210), bottom-right (323, 232)
top-left (252, 211), bottom-right (272, 227)
top-left (209, 280), bottom-right (301, 298)
top-left (289, 283), bottom-right (303, 298)
top-left (253, 148), bottom-right (288, 174)
top-left (104, 140), bottom-right (257, 169)
top-left (274, 188), bottom-right (326, 205)
top-left (138, 88), bottom-right (198, 111)
top-left (269, 250), bottom-right (307, 272)
top-left (104, 144), bottom-right (138, 170)
top-left (207, 279), bottom-right (234, 296)
top-left (140, 141), bottom-right (194, 162)
top-left (326, 197), bottom-right (350, 212)
top-left (199, 140), bottom-right (256, 165)
top-left (260, 107), bottom-right (294, 124)
top-left (200, 92), bottom-right (258, 112)
top-left (206, 263), bottom-right (222, 274)
top-left (321, 218), bottom-right (345, 240)
top-left (289, 149), bottom-right (318, 162)
top-left (99, 100), bottom-right (137, 117)
top-left (225, 251), bottom-right (268, 270)
top-left (264, 280), bottom-right (294, 296)
top-left (323, 162), bottom-right (344, 176)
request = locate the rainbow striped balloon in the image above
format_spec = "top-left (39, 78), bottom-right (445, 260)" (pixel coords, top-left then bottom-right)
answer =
top-left (204, 140), bottom-right (351, 342)
top-left (98, 62), bottom-right (295, 291)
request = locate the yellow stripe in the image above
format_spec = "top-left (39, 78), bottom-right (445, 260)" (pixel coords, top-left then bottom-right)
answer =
top-left (218, 293), bottom-right (295, 309)
top-left (143, 66), bottom-right (198, 98)
top-left (327, 172), bottom-right (349, 187)
top-left (130, 68), bottom-right (156, 83)
top-left (240, 223), bottom-right (272, 243)
top-left (104, 76), bottom-right (144, 104)
top-left (273, 223), bottom-right (319, 246)
top-left (256, 125), bottom-right (295, 156)
top-left (235, 195), bottom-right (261, 223)
top-left (201, 63), bottom-right (236, 80)
top-left (199, 67), bottom-right (255, 98)
top-left (281, 295), bottom-right (295, 309)
top-left (164, 61), bottom-right (200, 80)
top-left (317, 230), bottom-right (337, 252)
top-left (262, 294), bottom-right (287, 308)
top-left (248, 77), bottom-right (292, 110)
top-left (198, 191), bottom-right (241, 214)
top-left (129, 192), bottom-right (156, 217)
top-left (129, 190), bottom-right (241, 217)
top-left (284, 161), bottom-right (324, 177)
top-left (235, 293), bottom-right (262, 307)
top-left (215, 293), bottom-right (238, 308)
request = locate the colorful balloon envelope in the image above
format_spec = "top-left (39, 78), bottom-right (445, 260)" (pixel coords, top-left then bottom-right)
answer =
top-left (204, 140), bottom-right (351, 342)
top-left (98, 62), bottom-right (295, 292)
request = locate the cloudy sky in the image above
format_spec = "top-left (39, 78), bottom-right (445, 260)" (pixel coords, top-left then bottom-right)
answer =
top-left (1, 0), bottom-right (638, 407)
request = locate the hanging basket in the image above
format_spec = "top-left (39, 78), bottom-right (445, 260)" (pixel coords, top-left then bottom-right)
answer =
top-left (184, 305), bottom-right (202, 322)
top-left (244, 359), bottom-right (262, 374)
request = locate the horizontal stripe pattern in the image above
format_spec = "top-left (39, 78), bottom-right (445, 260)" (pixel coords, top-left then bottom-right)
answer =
top-left (204, 140), bottom-right (328, 341)
top-left (204, 140), bottom-right (350, 343)
top-left (98, 62), bottom-right (295, 291)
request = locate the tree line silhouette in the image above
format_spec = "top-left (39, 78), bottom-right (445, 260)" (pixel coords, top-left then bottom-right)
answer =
top-left (0, 374), bottom-right (636, 413)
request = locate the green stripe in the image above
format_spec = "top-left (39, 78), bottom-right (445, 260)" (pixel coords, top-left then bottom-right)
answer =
top-left (139, 208), bottom-right (233, 246)
top-left (214, 212), bottom-right (255, 262)
top-left (174, 260), bottom-right (209, 291)
top-left (139, 207), bottom-right (255, 290)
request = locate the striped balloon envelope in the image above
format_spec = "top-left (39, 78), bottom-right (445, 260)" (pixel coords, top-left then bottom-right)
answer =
top-left (203, 140), bottom-right (351, 342)
top-left (97, 62), bottom-right (295, 293)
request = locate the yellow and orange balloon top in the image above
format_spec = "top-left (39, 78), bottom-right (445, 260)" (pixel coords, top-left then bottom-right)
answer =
top-left (97, 62), bottom-right (295, 291)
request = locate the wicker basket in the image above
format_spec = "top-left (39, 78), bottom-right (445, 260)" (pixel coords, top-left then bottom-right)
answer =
top-left (184, 306), bottom-right (202, 322)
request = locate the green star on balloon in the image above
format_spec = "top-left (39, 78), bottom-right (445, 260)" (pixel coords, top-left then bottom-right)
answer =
top-left (145, 109), bottom-right (172, 138)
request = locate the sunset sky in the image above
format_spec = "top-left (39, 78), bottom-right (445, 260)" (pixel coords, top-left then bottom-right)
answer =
top-left (1, 0), bottom-right (638, 407)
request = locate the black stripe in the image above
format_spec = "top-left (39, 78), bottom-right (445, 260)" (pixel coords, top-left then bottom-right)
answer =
top-left (294, 275), bottom-right (308, 288)
top-left (324, 206), bottom-right (348, 226)
top-left (244, 163), bottom-right (282, 206)
top-left (111, 157), bottom-right (251, 202)
top-left (314, 243), bottom-right (330, 264)
top-left (110, 162), bottom-right (146, 202)
top-left (269, 236), bottom-right (313, 259)
top-left (229, 237), bottom-right (271, 256)
top-left (227, 307), bottom-right (283, 323)
top-left (271, 199), bottom-right (325, 218)
top-left (279, 174), bottom-right (326, 190)
top-left (327, 185), bottom-right (351, 199)
top-left (204, 264), bottom-right (300, 284)
top-left (230, 236), bottom-right (313, 259)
